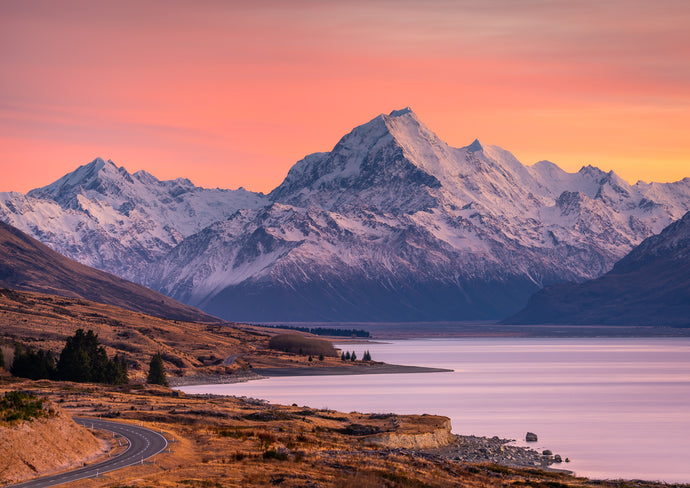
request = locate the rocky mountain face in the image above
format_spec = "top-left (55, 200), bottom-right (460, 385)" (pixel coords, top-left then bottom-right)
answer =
top-left (0, 158), bottom-right (268, 281)
top-left (2, 108), bottom-right (690, 321)
top-left (0, 221), bottom-right (220, 322)
top-left (505, 211), bottom-right (690, 326)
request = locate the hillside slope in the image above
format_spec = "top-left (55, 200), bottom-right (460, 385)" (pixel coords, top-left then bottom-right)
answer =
top-left (506, 212), bottom-right (690, 326)
top-left (0, 406), bottom-right (102, 486)
top-left (0, 221), bottom-right (219, 323)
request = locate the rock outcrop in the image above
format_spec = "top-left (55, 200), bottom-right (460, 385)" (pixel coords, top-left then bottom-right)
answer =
top-left (366, 418), bottom-right (454, 449)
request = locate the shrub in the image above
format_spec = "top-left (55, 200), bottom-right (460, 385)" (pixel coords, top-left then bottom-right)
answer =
top-left (0, 391), bottom-right (52, 423)
top-left (262, 448), bottom-right (288, 461)
top-left (268, 334), bottom-right (338, 357)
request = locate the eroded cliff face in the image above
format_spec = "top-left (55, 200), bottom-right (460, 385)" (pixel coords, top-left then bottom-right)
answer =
top-left (0, 408), bottom-right (103, 485)
top-left (366, 417), bottom-right (454, 449)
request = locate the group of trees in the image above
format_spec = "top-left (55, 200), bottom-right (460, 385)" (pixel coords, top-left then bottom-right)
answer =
top-left (265, 325), bottom-right (370, 338)
top-left (9, 329), bottom-right (129, 385)
top-left (340, 350), bottom-right (372, 361)
top-left (2, 329), bottom-right (169, 387)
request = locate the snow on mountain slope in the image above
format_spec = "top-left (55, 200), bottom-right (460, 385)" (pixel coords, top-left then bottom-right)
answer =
top-left (145, 109), bottom-right (690, 321)
top-left (506, 211), bottom-right (690, 326)
top-left (0, 158), bottom-right (268, 280)
top-left (2, 109), bottom-right (689, 321)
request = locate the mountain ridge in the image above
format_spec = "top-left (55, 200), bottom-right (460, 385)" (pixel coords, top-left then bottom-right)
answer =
top-left (505, 211), bottom-right (690, 326)
top-left (2, 108), bottom-right (690, 322)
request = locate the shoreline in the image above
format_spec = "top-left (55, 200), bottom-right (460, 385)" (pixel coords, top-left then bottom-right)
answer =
top-left (170, 362), bottom-right (452, 387)
top-left (254, 363), bottom-right (453, 377)
top-left (425, 434), bottom-right (573, 474)
top-left (170, 364), bottom-right (572, 475)
top-left (248, 322), bottom-right (690, 339)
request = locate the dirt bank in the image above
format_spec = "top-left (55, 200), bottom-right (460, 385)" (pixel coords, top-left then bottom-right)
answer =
top-left (0, 406), bottom-right (104, 485)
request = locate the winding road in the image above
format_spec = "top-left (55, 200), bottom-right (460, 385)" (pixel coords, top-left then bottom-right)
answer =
top-left (8, 417), bottom-right (168, 488)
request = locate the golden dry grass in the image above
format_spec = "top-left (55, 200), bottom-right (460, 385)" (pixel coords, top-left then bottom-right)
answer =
top-left (0, 288), bottom-right (359, 382)
top-left (1, 378), bottom-right (685, 488)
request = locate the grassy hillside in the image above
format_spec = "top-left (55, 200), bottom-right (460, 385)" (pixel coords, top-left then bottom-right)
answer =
top-left (0, 221), bottom-right (219, 323)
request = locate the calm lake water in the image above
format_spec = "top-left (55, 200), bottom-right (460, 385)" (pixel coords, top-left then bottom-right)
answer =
top-left (179, 338), bottom-right (690, 482)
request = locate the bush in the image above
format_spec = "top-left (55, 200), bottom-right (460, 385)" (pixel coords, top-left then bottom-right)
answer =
top-left (262, 448), bottom-right (288, 461)
top-left (0, 391), bottom-right (52, 423)
top-left (268, 334), bottom-right (338, 357)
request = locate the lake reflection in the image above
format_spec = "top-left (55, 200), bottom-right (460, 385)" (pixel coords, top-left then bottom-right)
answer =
top-left (179, 338), bottom-right (690, 482)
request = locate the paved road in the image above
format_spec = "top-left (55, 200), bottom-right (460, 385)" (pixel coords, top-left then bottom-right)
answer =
top-left (8, 417), bottom-right (168, 488)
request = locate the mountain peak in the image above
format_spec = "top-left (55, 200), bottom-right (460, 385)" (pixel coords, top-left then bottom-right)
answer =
top-left (578, 164), bottom-right (606, 178)
top-left (388, 107), bottom-right (414, 117)
top-left (28, 157), bottom-right (125, 201)
top-left (465, 139), bottom-right (484, 152)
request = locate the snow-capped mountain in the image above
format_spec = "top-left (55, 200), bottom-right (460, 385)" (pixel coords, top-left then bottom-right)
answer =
top-left (2, 108), bottom-right (689, 321)
top-left (148, 108), bottom-right (690, 321)
top-left (0, 158), bottom-right (268, 280)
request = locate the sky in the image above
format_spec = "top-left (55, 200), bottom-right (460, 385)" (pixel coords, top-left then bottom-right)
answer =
top-left (1, 0), bottom-right (689, 194)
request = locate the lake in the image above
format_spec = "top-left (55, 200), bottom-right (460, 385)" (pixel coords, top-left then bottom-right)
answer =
top-left (179, 337), bottom-right (690, 482)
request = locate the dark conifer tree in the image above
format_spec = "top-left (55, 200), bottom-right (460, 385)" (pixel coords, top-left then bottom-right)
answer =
top-left (55, 329), bottom-right (128, 385)
top-left (350, 351), bottom-right (357, 361)
top-left (10, 345), bottom-right (55, 380)
top-left (57, 329), bottom-right (104, 382)
top-left (147, 352), bottom-right (168, 386)
top-left (105, 354), bottom-right (129, 385)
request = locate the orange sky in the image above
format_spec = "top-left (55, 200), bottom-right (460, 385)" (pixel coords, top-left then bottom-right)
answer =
top-left (1, 0), bottom-right (689, 194)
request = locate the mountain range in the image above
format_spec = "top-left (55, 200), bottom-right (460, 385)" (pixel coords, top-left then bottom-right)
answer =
top-left (2, 108), bottom-right (689, 322)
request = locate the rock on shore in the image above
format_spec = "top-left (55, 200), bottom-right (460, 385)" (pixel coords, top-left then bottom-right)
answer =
top-left (426, 434), bottom-right (568, 471)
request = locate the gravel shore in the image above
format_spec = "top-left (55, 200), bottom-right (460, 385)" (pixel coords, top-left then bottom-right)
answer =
top-left (426, 434), bottom-right (571, 472)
